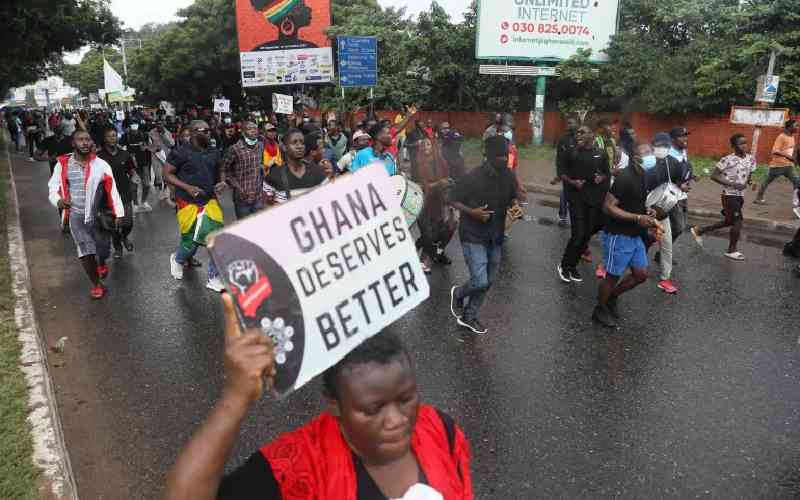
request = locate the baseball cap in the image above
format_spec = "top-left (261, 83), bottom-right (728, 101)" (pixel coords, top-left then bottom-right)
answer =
top-left (263, 123), bottom-right (276, 131)
top-left (352, 130), bottom-right (370, 141)
top-left (653, 132), bottom-right (672, 147)
top-left (669, 127), bottom-right (689, 138)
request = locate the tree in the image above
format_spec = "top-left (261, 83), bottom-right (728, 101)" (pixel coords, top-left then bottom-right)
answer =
top-left (554, 49), bottom-right (602, 122)
top-left (0, 0), bottom-right (121, 98)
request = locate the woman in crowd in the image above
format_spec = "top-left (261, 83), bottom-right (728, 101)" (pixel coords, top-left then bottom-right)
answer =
top-left (163, 294), bottom-right (474, 500)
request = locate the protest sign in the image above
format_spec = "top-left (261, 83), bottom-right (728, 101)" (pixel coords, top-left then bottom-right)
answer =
top-left (115, 110), bottom-right (125, 121)
top-left (213, 98), bottom-right (231, 113)
top-left (209, 168), bottom-right (430, 396)
top-left (235, 0), bottom-right (334, 87)
top-left (476, 0), bottom-right (620, 62)
top-left (272, 93), bottom-right (294, 115)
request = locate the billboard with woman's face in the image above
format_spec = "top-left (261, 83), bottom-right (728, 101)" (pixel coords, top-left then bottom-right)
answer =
top-left (236, 0), bottom-right (334, 87)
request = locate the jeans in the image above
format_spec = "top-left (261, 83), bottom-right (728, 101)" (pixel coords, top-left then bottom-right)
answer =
top-left (561, 200), bottom-right (603, 270)
top-left (757, 166), bottom-right (799, 200)
top-left (455, 241), bottom-right (502, 321)
top-left (558, 189), bottom-right (569, 220)
top-left (175, 244), bottom-right (218, 279)
top-left (234, 199), bottom-right (264, 220)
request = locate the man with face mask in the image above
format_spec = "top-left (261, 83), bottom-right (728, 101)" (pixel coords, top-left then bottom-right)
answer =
top-left (164, 120), bottom-right (228, 292)
top-left (449, 135), bottom-right (524, 335)
top-left (223, 121), bottom-right (265, 220)
top-left (121, 120), bottom-right (153, 212)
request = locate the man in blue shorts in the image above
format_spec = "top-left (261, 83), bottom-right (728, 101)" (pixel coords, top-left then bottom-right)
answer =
top-left (594, 143), bottom-right (660, 327)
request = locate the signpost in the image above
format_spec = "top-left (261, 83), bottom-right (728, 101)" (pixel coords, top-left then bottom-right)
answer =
top-left (337, 36), bottom-right (378, 88)
top-left (475, 0), bottom-right (620, 145)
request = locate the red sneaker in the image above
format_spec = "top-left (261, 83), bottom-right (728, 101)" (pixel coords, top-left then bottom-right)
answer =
top-left (595, 265), bottom-right (607, 279)
top-left (657, 279), bottom-right (678, 294)
top-left (581, 249), bottom-right (593, 263)
top-left (90, 285), bottom-right (106, 299)
top-left (97, 265), bottom-right (109, 279)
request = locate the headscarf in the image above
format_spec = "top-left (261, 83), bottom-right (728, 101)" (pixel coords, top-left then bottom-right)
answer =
top-left (258, 0), bottom-right (301, 23)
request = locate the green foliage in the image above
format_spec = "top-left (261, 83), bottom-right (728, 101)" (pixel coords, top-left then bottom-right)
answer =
top-left (62, 48), bottom-right (124, 97)
top-left (555, 49), bottom-right (599, 120)
top-left (0, 0), bottom-right (122, 98)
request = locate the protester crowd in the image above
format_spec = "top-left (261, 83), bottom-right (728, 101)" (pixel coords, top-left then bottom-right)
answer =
top-left (5, 101), bottom-right (800, 499)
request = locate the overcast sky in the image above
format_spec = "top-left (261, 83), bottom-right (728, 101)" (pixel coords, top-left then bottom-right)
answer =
top-left (65, 0), bottom-right (469, 63)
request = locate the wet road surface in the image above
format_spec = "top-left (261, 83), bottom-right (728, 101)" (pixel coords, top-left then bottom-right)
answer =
top-left (10, 152), bottom-right (800, 499)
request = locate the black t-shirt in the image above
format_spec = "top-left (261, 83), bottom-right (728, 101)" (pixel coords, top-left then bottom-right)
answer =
top-left (451, 162), bottom-right (518, 245)
top-left (555, 132), bottom-right (577, 177)
top-left (166, 143), bottom-right (222, 204)
top-left (121, 130), bottom-right (151, 167)
top-left (263, 161), bottom-right (328, 203)
top-left (605, 167), bottom-right (647, 236)
top-left (39, 135), bottom-right (73, 164)
top-left (98, 147), bottom-right (135, 204)
top-left (563, 147), bottom-right (610, 207)
top-left (216, 409), bottom-right (455, 500)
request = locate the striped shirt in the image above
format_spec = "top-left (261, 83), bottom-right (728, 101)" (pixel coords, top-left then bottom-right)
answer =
top-left (67, 157), bottom-right (87, 214)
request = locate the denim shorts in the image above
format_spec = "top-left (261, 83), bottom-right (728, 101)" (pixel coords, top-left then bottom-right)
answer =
top-left (69, 211), bottom-right (96, 258)
top-left (603, 233), bottom-right (648, 277)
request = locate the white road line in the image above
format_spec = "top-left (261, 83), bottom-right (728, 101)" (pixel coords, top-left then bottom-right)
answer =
top-left (5, 146), bottom-right (78, 500)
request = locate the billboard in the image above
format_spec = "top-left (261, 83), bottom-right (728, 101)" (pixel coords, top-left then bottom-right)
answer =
top-left (235, 0), bottom-right (334, 87)
top-left (476, 0), bottom-right (620, 62)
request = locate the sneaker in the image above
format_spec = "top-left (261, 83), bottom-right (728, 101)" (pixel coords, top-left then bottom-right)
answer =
top-left (28, 157), bottom-right (35, 162)
top-left (206, 275), bottom-right (225, 293)
top-left (450, 286), bottom-right (464, 319)
top-left (97, 264), bottom-right (109, 279)
top-left (724, 251), bottom-right (745, 261)
top-left (690, 226), bottom-right (704, 246)
top-left (113, 249), bottom-right (123, 259)
top-left (90, 285), bottom-right (106, 300)
top-left (592, 305), bottom-right (617, 328)
top-left (595, 265), bottom-right (607, 280)
top-left (457, 317), bottom-right (488, 335)
top-left (170, 253), bottom-right (184, 280)
top-left (133, 204), bottom-right (147, 213)
top-left (753, 199), bottom-right (768, 205)
top-left (569, 268), bottom-right (583, 283)
top-left (657, 279), bottom-right (679, 294)
top-left (142, 202), bottom-right (153, 212)
top-left (793, 206), bottom-right (800, 219)
top-left (557, 264), bottom-right (571, 283)
top-left (122, 237), bottom-right (134, 252)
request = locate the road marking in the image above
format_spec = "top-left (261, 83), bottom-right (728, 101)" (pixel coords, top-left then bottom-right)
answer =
top-left (5, 147), bottom-right (78, 500)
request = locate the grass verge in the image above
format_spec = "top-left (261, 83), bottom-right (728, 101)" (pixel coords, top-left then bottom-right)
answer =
top-left (0, 136), bottom-right (39, 499)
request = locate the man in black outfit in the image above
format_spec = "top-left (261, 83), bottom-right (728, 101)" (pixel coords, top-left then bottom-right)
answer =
top-left (98, 128), bottom-right (136, 258)
top-left (34, 124), bottom-right (73, 175)
top-left (557, 125), bottom-right (610, 283)
top-left (555, 116), bottom-right (579, 224)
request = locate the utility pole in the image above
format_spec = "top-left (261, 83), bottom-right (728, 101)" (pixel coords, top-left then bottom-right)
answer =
top-left (120, 38), bottom-right (143, 87)
top-left (752, 49), bottom-right (778, 167)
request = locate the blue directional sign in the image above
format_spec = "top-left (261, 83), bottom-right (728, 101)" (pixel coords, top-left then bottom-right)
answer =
top-left (337, 36), bottom-right (378, 88)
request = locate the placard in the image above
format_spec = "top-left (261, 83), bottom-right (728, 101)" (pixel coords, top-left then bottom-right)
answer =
top-left (729, 106), bottom-right (789, 128)
top-left (208, 168), bottom-right (429, 396)
top-left (272, 93), bottom-right (294, 115)
top-left (476, 0), bottom-right (620, 62)
top-left (213, 98), bottom-right (231, 113)
top-left (235, 0), bottom-right (334, 87)
top-left (115, 110), bottom-right (125, 121)
top-left (756, 75), bottom-right (780, 104)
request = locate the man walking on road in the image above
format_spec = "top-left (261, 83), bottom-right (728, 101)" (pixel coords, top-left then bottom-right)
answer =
top-left (98, 128), bottom-right (136, 259)
top-left (223, 121), bottom-right (264, 220)
top-left (755, 120), bottom-right (798, 209)
top-left (449, 135), bottom-right (523, 335)
top-left (555, 116), bottom-right (579, 225)
top-left (594, 144), bottom-right (659, 327)
top-left (690, 134), bottom-right (757, 261)
top-left (48, 130), bottom-right (125, 299)
top-left (165, 120), bottom-right (227, 292)
top-left (557, 125), bottom-right (611, 283)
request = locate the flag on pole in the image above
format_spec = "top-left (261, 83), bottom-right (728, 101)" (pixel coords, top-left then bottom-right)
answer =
top-left (103, 59), bottom-right (124, 92)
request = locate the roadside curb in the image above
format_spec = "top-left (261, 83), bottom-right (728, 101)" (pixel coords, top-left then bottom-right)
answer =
top-left (4, 147), bottom-right (79, 500)
top-left (524, 182), bottom-right (799, 236)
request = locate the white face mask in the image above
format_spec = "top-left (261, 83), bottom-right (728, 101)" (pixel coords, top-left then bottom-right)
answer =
top-left (130, 123), bottom-right (139, 131)
top-left (244, 137), bottom-right (258, 146)
top-left (503, 130), bottom-right (513, 141)
top-left (224, 117), bottom-right (232, 124)
top-left (654, 146), bottom-right (669, 159)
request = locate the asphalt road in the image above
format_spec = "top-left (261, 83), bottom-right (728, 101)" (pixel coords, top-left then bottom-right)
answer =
top-left (10, 152), bottom-right (800, 499)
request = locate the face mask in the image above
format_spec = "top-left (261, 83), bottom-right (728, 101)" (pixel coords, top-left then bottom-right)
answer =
top-left (244, 137), bottom-right (258, 146)
top-left (503, 130), bottom-right (513, 142)
top-left (224, 118), bottom-right (232, 124)
top-left (642, 155), bottom-right (657, 170)
top-left (654, 146), bottom-right (669, 159)
top-left (130, 123), bottom-right (139, 131)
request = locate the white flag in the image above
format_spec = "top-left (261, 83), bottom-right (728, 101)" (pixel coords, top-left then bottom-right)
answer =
top-left (103, 59), bottom-right (124, 92)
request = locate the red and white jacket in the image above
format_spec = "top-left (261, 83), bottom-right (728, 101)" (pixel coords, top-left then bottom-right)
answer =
top-left (48, 153), bottom-right (125, 225)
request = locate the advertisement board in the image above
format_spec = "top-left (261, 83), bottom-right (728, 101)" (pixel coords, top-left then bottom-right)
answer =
top-left (235, 0), bottom-right (334, 87)
top-left (476, 0), bottom-right (620, 62)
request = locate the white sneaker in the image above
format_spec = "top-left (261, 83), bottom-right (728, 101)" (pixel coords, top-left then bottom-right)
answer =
top-left (206, 276), bottom-right (225, 293)
top-left (793, 206), bottom-right (800, 219)
top-left (133, 204), bottom-right (147, 213)
top-left (142, 202), bottom-right (153, 212)
top-left (170, 253), bottom-right (184, 280)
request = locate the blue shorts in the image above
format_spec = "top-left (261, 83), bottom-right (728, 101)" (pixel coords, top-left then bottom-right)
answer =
top-left (603, 233), bottom-right (648, 277)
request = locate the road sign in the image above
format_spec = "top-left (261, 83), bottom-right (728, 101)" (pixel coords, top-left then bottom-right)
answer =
top-left (479, 65), bottom-right (556, 77)
top-left (756, 75), bottom-right (780, 104)
top-left (337, 36), bottom-right (378, 88)
top-left (729, 106), bottom-right (789, 128)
